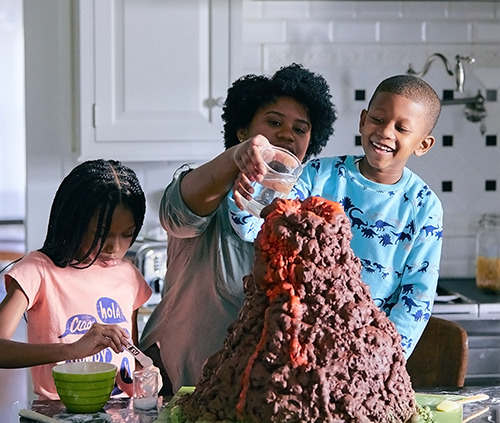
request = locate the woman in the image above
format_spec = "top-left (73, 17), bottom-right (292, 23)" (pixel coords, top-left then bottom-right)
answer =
top-left (140, 63), bottom-right (337, 394)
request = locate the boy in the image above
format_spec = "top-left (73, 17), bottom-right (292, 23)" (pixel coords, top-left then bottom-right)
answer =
top-left (231, 75), bottom-right (443, 357)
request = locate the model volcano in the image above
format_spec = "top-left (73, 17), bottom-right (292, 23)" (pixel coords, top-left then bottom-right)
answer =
top-left (173, 196), bottom-right (416, 422)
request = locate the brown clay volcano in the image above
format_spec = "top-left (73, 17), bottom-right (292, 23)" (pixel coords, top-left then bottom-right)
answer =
top-left (176, 196), bottom-right (416, 422)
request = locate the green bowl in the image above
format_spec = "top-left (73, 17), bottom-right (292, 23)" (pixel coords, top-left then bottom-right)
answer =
top-left (52, 362), bottom-right (117, 413)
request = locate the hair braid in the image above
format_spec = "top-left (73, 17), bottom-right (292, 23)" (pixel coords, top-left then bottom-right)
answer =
top-left (40, 159), bottom-right (146, 268)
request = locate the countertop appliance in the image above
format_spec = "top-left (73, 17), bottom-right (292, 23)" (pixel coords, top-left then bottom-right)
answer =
top-left (433, 278), bottom-right (500, 386)
top-left (126, 238), bottom-right (167, 308)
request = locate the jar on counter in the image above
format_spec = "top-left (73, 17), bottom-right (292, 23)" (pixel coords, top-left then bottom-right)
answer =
top-left (476, 213), bottom-right (500, 292)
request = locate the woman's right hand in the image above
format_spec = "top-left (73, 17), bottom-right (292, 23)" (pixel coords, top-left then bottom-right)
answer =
top-left (71, 323), bottom-right (129, 358)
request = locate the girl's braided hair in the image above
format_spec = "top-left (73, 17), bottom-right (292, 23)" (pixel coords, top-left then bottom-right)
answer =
top-left (222, 63), bottom-right (337, 162)
top-left (39, 159), bottom-right (146, 268)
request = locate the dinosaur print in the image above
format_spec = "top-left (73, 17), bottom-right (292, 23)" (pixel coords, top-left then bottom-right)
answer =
top-left (371, 220), bottom-right (395, 231)
top-left (392, 231), bottom-right (412, 243)
top-left (421, 300), bottom-right (432, 311)
top-left (340, 196), bottom-right (354, 212)
top-left (361, 227), bottom-right (377, 238)
top-left (418, 261), bottom-right (430, 273)
top-left (405, 220), bottom-right (416, 235)
top-left (412, 309), bottom-right (431, 322)
top-left (229, 211), bottom-right (253, 226)
top-left (401, 284), bottom-right (414, 295)
top-left (378, 233), bottom-right (393, 247)
top-left (310, 159), bottom-right (321, 172)
top-left (348, 207), bottom-right (367, 229)
top-left (421, 225), bottom-right (439, 236)
top-left (402, 295), bottom-right (420, 313)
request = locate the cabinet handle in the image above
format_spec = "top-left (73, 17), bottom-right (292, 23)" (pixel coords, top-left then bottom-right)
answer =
top-left (204, 97), bottom-right (224, 108)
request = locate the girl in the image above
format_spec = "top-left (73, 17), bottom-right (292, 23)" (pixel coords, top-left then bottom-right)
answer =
top-left (0, 159), bottom-right (152, 399)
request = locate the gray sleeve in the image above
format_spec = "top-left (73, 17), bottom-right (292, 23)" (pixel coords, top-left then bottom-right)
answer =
top-left (159, 165), bottom-right (215, 238)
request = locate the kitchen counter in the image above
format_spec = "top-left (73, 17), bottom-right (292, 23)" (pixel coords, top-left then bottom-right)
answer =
top-left (436, 278), bottom-right (500, 319)
top-left (18, 386), bottom-right (500, 422)
top-left (422, 386), bottom-right (500, 422)
top-left (19, 396), bottom-right (169, 423)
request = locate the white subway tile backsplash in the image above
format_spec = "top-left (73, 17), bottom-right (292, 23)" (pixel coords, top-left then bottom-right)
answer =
top-left (242, 21), bottom-right (287, 43)
top-left (287, 21), bottom-right (331, 43)
top-left (242, 0), bottom-right (263, 19)
top-left (354, 1), bottom-right (402, 19)
top-left (425, 21), bottom-right (472, 43)
top-left (447, 2), bottom-right (496, 20)
top-left (473, 22), bottom-right (500, 43)
top-left (262, 1), bottom-right (310, 19)
top-left (401, 2), bottom-right (448, 20)
top-left (379, 21), bottom-right (423, 44)
top-left (309, 1), bottom-right (356, 19)
top-left (333, 20), bottom-right (379, 43)
top-left (240, 43), bottom-right (264, 72)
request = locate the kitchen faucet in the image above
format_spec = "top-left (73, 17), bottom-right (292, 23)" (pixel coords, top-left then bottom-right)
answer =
top-left (407, 53), bottom-right (475, 93)
top-left (407, 53), bottom-right (487, 134)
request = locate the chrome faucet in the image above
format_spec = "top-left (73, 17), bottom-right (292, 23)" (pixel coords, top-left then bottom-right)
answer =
top-left (441, 90), bottom-right (487, 135)
top-left (407, 53), bottom-right (475, 93)
top-left (407, 53), bottom-right (486, 134)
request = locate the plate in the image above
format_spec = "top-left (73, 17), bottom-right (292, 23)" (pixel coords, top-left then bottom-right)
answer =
top-left (415, 393), bottom-right (463, 423)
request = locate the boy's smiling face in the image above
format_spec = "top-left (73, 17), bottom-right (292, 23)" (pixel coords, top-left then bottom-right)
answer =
top-left (358, 92), bottom-right (435, 185)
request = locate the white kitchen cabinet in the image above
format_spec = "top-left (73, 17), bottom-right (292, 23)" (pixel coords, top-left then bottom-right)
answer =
top-left (76, 0), bottom-right (241, 162)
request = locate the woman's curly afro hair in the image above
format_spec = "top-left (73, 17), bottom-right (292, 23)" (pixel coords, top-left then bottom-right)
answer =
top-left (222, 63), bottom-right (337, 162)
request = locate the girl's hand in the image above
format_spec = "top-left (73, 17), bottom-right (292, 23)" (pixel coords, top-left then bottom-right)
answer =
top-left (72, 323), bottom-right (128, 358)
top-left (232, 134), bottom-right (271, 183)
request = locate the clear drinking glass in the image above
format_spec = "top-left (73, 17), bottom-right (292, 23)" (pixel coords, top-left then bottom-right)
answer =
top-left (240, 146), bottom-right (303, 217)
top-left (133, 367), bottom-right (159, 412)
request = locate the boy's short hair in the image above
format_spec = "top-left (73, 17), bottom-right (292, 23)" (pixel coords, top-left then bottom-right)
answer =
top-left (368, 75), bottom-right (442, 135)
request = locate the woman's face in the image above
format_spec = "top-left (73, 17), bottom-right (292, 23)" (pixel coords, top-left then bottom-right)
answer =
top-left (238, 97), bottom-right (312, 161)
top-left (78, 204), bottom-right (136, 267)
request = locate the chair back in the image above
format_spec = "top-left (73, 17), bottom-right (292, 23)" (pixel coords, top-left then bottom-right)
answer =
top-left (406, 316), bottom-right (468, 388)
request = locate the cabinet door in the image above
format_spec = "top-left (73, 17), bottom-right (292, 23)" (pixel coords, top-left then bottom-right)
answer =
top-left (77, 0), bottom-right (235, 161)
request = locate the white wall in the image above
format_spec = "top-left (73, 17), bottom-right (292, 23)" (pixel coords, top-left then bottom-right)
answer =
top-left (24, 1), bottom-right (500, 279)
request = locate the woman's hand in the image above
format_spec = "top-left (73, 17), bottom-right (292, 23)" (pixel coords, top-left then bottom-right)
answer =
top-left (232, 134), bottom-right (271, 183)
top-left (71, 323), bottom-right (129, 358)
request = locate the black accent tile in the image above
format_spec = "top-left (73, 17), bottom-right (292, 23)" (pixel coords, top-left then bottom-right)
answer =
top-left (355, 90), bottom-right (365, 101)
top-left (442, 135), bottom-right (453, 147)
top-left (485, 180), bottom-right (497, 191)
top-left (442, 90), bottom-right (454, 101)
top-left (442, 181), bottom-right (453, 192)
top-left (486, 89), bottom-right (497, 102)
top-left (486, 135), bottom-right (497, 146)
top-left (355, 135), bottom-right (362, 146)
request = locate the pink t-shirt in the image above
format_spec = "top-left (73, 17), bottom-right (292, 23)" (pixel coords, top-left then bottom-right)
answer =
top-left (5, 251), bottom-right (152, 400)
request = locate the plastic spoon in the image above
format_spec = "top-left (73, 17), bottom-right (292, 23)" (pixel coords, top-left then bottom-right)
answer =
top-left (124, 339), bottom-right (153, 368)
top-left (436, 393), bottom-right (489, 412)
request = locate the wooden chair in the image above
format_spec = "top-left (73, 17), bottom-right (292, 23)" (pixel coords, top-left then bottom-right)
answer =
top-left (406, 316), bottom-right (469, 388)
